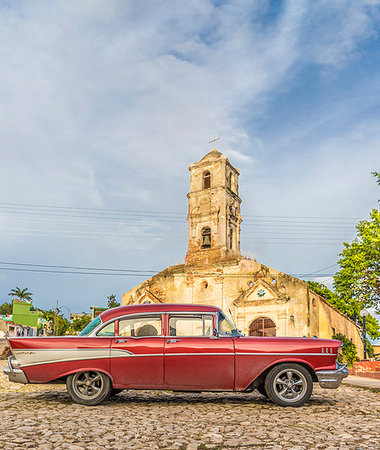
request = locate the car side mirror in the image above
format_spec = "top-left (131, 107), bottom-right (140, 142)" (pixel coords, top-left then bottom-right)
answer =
top-left (213, 329), bottom-right (219, 339)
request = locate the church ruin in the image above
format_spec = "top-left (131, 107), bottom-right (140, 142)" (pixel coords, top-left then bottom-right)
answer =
top-left (122, 148), bottom-right (362, 351)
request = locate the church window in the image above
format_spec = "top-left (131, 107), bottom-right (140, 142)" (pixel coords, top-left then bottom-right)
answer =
top-left (249, 317), bottom-right (276, 337)
top-left (229, 226), bottom-right (233, 250)
top-left (203, 171), bottom-right (211, 189)
top-left (201, 227), bottom-right (211, 248)
top-left (201, 281), bottom-right (208, 290)
top-left (248, 281), bottom-right (253, 287)
top-left (227, 173), bottom-right (232, 190)
top-left (257, 289), bottom-right (265, 297)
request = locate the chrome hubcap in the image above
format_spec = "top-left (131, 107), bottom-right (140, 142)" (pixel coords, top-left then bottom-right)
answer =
top-left (73, 371), bottom-right (103, 399)
top-left (273, 369), bottom-right (307, 403)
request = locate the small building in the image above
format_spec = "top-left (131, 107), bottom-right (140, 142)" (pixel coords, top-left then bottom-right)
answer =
top-left (122, 149), bottom-right (363, 353)
top-left (90, 306), bottom-right (107, 319)
top-left (12, 300), bottom-right (41, 330)
top-left (0, 316), bottom-right (36, 337)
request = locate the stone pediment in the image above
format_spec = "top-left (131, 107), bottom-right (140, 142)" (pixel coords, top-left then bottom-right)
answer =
top-left (233, 279), bottom-right (289, 307)
top-left (133, 290), bottom-right (163, 305)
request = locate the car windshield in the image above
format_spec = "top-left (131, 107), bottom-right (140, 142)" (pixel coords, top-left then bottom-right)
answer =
top-left (79, 316), bottom-right (101, 336)
top-left (218, 312), bottom-right (241, 336)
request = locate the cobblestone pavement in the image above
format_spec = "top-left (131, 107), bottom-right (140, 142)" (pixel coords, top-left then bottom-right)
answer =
top-left (0, 362), bottom-right (379, 449)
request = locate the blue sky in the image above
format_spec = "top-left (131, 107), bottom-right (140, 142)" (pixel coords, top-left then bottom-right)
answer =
top-left (0, 0), bottom-right (379, 315)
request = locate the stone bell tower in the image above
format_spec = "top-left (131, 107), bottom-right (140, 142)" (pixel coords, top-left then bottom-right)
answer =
top-left (185, 148), bottom-right (242, 265)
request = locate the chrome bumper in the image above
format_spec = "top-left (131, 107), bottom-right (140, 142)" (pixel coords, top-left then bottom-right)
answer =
top-left (3, 355), bottom-right (29, 384)
top-left (316, 363), bottom-right (348, 389)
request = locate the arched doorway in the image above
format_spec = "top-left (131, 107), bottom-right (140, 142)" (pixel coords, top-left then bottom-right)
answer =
top-left (249, 317), bottom-right (276, 337)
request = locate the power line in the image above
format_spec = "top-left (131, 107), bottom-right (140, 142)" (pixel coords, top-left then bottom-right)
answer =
top-left (0, 260), bottom-right (338, 277)
top-left (0, 202), bottom-right (364, 222)
top-left (0, 261), bottom-right (157, 273)
top-left (0, 265), bottom-right (336, 278)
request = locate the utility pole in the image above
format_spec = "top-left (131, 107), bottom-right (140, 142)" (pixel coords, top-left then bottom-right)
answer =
top-left (54, 299), bottom-right (59, 336)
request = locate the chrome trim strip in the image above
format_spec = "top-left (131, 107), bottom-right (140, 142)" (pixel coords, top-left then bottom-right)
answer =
top-left (8, 355), bottom-right (16, 374)
top-left (236, 352), bottom-right (337, 356)
top-left (90, 311), bottom-right (219, 337)
top-left (165, 353), bottom-right (233, 356)
top-left (14, 348), bottom-right (133, 368)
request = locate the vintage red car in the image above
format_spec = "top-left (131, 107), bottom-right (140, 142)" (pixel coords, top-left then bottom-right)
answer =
top-left (3, 304), bottom-right (347, 406)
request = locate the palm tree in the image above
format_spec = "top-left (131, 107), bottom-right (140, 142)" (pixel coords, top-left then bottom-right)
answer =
top-left (8, 287), bottom-right (33, 302)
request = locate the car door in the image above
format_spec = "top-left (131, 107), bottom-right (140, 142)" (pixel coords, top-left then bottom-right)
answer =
top-left (164, 313), bottom-right (234, 390)
top-left (110, 314), bottom-right (165, 388)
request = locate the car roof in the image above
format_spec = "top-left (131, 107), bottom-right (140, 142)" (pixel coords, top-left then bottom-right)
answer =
top-left (100, 303), bottom-right (220, 322)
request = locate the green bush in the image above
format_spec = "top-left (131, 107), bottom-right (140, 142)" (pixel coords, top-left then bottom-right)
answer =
top-left (332, 333), bottom-right (360, 366)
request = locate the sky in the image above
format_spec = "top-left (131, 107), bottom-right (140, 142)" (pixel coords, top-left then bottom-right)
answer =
top-left (0, 0), bottom-right (379, 316)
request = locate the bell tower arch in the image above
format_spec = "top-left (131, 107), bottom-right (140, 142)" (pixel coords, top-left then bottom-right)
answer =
top-left (185, 149), bottom-right (242, 265)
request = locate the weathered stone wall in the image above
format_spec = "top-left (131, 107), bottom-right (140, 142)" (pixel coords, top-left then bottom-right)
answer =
top-left (122, 257), bottom-right (362, 348)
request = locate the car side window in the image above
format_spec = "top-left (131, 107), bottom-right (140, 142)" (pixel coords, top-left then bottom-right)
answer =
top-left (169, 315), bottom-right (213, 337)
top-left (118, 315), bottom-right (162, 337)
top-left (97, 321), bottom-right (115, 337)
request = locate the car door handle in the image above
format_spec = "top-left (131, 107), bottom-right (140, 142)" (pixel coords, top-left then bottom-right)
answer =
top-left (114, 339), bottom-right (130, 343)
top-left (166, 339), bottom-right (180, 343)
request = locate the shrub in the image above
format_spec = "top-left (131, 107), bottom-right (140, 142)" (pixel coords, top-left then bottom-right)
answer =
top-left (332, 333), bottom-right (360, 366)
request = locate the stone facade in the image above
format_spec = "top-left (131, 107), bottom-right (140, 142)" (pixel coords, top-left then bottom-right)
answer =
top-left (186, 150), bottom-right (242, 264)
top-left (122, 149), bottom-right (363, 354)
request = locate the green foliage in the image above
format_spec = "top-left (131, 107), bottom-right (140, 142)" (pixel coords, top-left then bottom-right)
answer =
top-left (332, 333), bottom-right (359, 366)
top-left (107, 294), bottom-right (120, 309)
top-left (40, 309), bottom-right (70, 336)
top-left (8, 287), bottom-right (33, 301)
top-left (366, 340), bottom-right (374, 358)
top-left (307, 281), bottom-right (379, 339)
top-left (371, 171), bottom-right (380, 186)
top-left (68, 315), bottom-right (92, 334)
top-left (333, 209), bottom-right (379, 314)
top-left (0, 302), bottom-right (13, 315)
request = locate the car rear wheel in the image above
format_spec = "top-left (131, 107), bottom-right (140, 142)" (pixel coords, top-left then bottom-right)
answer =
top-left (264, 363), bottom-right (313, 407)
top-left (66, 370), bottom-right (111, 406)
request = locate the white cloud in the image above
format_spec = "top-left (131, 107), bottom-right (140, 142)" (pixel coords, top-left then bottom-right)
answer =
top-left (0, 0), bottom-right (379, 310)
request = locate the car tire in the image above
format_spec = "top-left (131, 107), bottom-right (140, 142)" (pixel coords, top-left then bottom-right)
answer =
top-left (256, 383), bottom-right (268, 398)
top-left (66, 370), bottom-right (112, 406)
top-left (264, 363), bottom-right (313, 407)
top-left (110, 388), bottom-right (124, 396)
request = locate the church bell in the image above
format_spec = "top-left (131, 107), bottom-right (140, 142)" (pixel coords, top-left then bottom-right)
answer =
top-left (203, 235), bottom-right (211, 246)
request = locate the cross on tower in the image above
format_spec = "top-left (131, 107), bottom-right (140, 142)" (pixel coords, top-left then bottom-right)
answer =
top-left (209, 136), bottom-right (220, 148)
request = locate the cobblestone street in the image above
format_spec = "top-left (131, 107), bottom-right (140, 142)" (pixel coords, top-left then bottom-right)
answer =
top-left (0, 362), bottom-right (379, 449)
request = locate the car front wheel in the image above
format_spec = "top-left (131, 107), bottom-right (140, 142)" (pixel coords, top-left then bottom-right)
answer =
top-left (66, 370), bottom-right (111, 406)
top-left (264, 363), bottom-right (313, 407)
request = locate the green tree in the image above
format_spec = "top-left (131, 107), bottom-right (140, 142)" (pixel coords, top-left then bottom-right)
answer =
top-left (0, 302), bottom-right (13, 315)
top-left (333, 173), bottom-right (380, 313)
top-left (333, 209), bottom-right (380, 314)
top-left (40, 309), bottom-right (70, 336)
top-left (372, 171), bottom-right (380, 187)
top-left (8, 287), bottom-right (33, 302)
top-left (68, 314), bottom-right (92, 334)
top-left (107, 294), bottom-right (120, 309)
